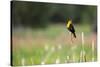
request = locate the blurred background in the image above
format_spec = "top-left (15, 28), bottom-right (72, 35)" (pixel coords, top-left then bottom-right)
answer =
top-left (11, 1), bottom-right (97, 66)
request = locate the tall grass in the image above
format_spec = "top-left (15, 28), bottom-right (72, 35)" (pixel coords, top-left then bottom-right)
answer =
top-left (12, 24), bottom-right (97, 66)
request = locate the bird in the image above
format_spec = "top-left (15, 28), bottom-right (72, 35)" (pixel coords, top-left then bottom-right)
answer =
top-left (66, 19), bottom-right (76, 38)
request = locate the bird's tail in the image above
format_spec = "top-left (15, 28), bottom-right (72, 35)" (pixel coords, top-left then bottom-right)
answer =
top-left (73, 32), bottom-right (76, 38)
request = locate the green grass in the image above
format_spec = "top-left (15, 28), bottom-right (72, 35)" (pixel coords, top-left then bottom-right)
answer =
top-left (12, 24), bottom-right (97, 66)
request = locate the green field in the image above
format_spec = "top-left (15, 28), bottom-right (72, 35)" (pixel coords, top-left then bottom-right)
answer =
top-left (12, 24), bottom-right (97, 66)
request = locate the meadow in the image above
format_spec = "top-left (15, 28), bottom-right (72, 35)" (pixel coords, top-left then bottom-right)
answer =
top-left (12, 24), bottom-right (97, 66)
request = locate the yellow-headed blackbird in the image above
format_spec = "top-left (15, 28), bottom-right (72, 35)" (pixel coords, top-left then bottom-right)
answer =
top-left (66, 19), bottom-right (76, 38)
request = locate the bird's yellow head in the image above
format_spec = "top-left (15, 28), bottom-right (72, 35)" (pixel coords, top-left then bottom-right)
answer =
top-left (66, 19), bottom-right (72, 28)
